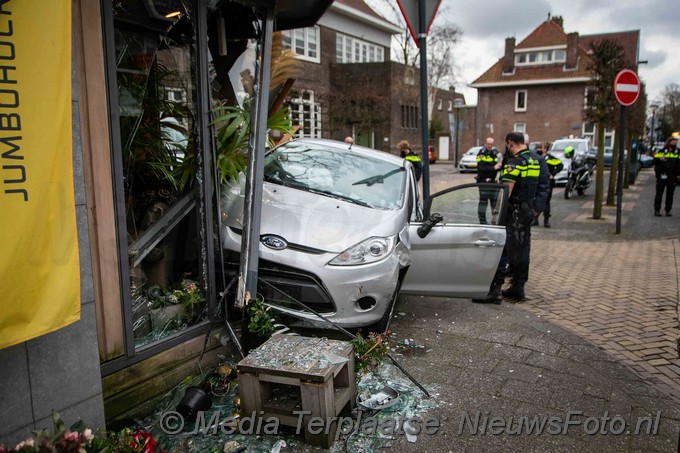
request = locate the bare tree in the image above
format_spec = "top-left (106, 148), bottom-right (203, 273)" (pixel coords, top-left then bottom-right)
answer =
top-left (365, 0), bottom-right (462, 115)
top-left (583, 39), bottom-right (626, 219)
top-left (656, 83), bottom-right (680, 138)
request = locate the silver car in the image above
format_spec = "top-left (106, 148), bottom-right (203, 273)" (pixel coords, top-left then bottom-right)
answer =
top-left (459, 146), bottom-right (482, 173)
top-left (221, 138), bottom-right (508, 329)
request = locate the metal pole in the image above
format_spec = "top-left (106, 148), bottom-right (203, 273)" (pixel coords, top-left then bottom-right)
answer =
top-left (650, 108), bottom-right (655, 150)
top-left (454, 109), bottom-right (460, 168)
top-left (237, 6), bottom-right (273, 307)
top-left (418, 0), bottom-right (430, 201)
top-left (616, 106), bottom-right (625, 234)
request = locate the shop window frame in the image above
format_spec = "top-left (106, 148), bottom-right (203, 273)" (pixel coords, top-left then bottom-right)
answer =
top-left (99, 0), bottom-right (218, 374)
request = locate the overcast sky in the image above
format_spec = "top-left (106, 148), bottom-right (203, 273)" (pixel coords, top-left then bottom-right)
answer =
top-left (368, 0), bottom-right (675, 107)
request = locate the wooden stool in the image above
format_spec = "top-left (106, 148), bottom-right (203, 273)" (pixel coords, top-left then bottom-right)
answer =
top-left (237, 335), bottom-right (355, 448)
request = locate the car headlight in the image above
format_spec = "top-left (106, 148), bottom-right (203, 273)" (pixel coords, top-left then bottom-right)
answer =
top-left (328, 236), bottom-right (396, 266)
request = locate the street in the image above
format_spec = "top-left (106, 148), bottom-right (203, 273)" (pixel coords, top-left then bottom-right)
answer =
top-left (383, 162), bottom-right (680, 452)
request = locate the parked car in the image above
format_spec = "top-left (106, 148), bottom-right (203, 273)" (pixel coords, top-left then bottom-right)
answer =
top-left (585, 147), bottom-right (623, 168)
top-left (639, 153), bottom-right (653, 168)
top-left (428, 145), bottom-right (437, 164)
top-left (549, 138), bottom-right (591, 185)
top-left (458, 146), bottom-right (482, 173)
top-left (220, 138), bottom-right (508, 330)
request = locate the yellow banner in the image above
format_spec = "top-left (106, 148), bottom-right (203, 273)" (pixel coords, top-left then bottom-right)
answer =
top-left (0, 0), bottom-right (79, 349)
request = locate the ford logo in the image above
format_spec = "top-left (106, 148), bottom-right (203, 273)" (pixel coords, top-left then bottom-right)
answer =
top-left (261, 235), bottom-right (288, 250)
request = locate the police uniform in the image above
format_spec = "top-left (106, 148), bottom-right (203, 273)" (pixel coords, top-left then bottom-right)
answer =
top-left (403, 150), bottom-right (423, 181)
top-left (475, 147), bottom-right (500, 223)
top-left (652, 143), bottom-right (679, 216)
top-left (540, 153), bottom-right (564, 226)
top-left (473, 148), bottom-right (540, 304)
top-left (500, 148), bottom-right (540, 300)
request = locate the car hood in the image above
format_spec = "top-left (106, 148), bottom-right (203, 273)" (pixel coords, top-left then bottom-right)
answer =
top-left (221, 178), bottom-right (405, 252)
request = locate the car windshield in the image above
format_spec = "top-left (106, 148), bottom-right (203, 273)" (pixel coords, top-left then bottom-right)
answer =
top-left (263, 141), bottom-right (405, 210)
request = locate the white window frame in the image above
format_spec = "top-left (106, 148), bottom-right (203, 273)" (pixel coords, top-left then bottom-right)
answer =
top-left (282, 26), bottom-right (320, 63)
top-left (437, 99), bottom-right (442, 111)
top-left (582, 123), bottom-right (595, 142)
top-left (514, 123), bottom-right (526, 133)
top-left (335, 33), bottom-right (385, 64)
top-left (515, 90), bottom-right (527, 112)
top-left (288, 90), bottom-right (321, 138)
top-left (515, 48), bottom-right (567, 66)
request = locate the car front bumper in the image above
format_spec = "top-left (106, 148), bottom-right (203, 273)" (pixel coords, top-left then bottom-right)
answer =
top-left (221, 226), bottom-right (409, 328)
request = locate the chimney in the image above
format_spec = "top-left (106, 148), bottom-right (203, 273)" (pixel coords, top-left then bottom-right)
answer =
top-left (552, 15), bottom-right (563, 29)
top-left (565, 32), bottom-right (579, 69)
top-left (502, 37), bottom-right (515, 74)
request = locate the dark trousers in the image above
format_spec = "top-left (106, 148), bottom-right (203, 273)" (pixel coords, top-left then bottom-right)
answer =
top-left (654, 177), bottom-right (676, 213)
top-left (505, 202), bottom-right (533, 286)
top-left (541, 180), bottom-right (555, 221)
top-left (478, 185), bottom-right (498, 224)
top-left (491, 202), bottom-right (532, 287)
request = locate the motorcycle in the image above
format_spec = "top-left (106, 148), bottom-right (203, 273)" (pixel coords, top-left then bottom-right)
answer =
top-left (564, 152), bottom-right (595, 199)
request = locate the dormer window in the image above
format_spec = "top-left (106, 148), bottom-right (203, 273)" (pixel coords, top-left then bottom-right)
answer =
top-left (515, 47), bottom-right (567, 66)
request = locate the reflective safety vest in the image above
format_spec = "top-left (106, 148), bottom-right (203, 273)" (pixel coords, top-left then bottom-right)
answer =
top-left (404, 154), bottom-right (422, 163)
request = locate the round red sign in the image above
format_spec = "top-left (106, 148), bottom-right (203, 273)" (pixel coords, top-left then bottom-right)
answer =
top-left (613, 69), bottom-right (640, 106)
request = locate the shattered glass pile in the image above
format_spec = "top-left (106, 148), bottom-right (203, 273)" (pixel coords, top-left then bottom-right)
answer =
top-left (136, 357), bottom-right (438, 452)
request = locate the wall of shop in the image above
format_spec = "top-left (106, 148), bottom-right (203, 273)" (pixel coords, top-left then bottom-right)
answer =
top-left (0, 54), bottom-right (105, 447)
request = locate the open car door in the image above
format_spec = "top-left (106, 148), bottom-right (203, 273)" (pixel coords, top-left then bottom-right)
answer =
top-left (401, 183), bottom-right (508, 299)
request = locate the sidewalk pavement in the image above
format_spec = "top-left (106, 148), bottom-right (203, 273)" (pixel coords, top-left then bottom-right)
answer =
top-left (384, 167), bottom-right (680, 452)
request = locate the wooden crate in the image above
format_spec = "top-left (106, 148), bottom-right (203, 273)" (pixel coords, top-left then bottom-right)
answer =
top-left (237, 335), bottom-right (355, 448)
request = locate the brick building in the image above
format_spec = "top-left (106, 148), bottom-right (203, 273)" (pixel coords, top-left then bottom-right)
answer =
top-left (470, 16), bottom-right (640, 147)
top-left (282, 0), bottom-right (462, 157)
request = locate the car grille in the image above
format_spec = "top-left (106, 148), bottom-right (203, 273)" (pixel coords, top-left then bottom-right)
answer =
top-left (221, 253), bottom-right (336, 314)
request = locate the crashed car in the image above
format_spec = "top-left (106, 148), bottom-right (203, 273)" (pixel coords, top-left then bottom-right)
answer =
top-left (220, 138), bottom-right (508, 330)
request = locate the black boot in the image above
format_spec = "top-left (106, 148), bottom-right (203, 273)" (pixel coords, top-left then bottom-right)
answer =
top-left (544, 218), bottom-right (551, 228)
top-left (666, 211), bottom-right (672, 217)
top-left (531, 217), bottom-right (539, 226)
top-left (654, 211), bottom-right (662, 217)
top-left (472, 281), bottom-right (502, 304)
top-left (502, 284), bottom-right (526, 301)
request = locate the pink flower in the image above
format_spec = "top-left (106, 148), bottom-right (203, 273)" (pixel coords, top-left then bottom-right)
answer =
top-left (64, 430), bottom-right (79, 441)
top-left (81, 428), bottom-right (94, 442)
top-left (14, 438), bottom-right (34, 449)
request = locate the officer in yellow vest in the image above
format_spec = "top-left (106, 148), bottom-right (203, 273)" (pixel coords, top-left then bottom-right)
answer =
top-left (533, 143), bottom-right (564, 227)
top-left (398, 140), bottom-right (422, 181)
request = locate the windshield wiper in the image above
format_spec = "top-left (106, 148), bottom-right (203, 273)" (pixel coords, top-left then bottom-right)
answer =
top-left (304, 187), bottom-right (372, 208)
top-left (352, 168), bottom-right (404, 186)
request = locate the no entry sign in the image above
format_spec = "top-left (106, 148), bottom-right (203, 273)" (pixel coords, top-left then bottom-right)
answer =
top-left (613, 69), bottom-right (640, 106)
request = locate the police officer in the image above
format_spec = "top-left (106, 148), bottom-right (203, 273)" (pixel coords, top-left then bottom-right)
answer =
top-left (534, 143), bottom-right (563, 227)
top-left (473, 132), bottom-right (542, 304)
top-left (398, 140), bottom-right (423, 181)
top-left (652, 136), bottom-right (680, 216)
top-left (476, 137), bottom-right (502, 224)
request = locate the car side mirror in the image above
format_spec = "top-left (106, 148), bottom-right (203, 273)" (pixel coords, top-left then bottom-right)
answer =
top-left (417, 213), bottom-right (443, 238)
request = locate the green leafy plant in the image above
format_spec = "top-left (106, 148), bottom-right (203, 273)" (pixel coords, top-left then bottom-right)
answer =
top-left (211, 100), bottom-right (295, 184)
top-left (351, 331), bottom-right (389, 373)
top-left (246, 297), bottom-right (278, 338)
